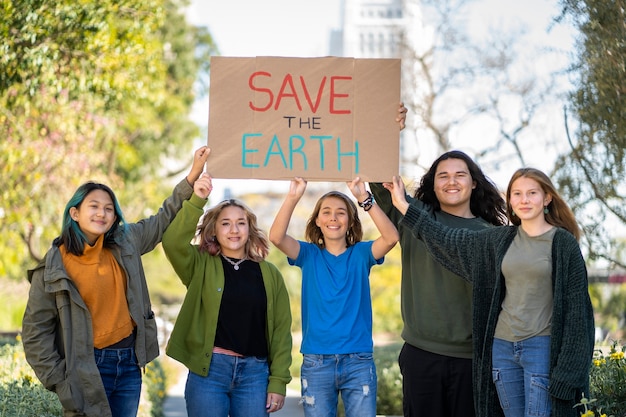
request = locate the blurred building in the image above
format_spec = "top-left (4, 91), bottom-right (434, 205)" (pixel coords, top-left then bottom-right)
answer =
top-left (329, 0), bottom-right (428, 179)
top-left (330, 0), bottom-right (406, 58)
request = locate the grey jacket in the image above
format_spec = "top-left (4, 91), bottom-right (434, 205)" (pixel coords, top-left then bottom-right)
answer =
top-left (22, 178), bottom-right (193, 417)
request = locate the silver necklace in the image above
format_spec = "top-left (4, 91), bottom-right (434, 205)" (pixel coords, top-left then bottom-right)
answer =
top-left (221, 253), bottom-right (246, 270)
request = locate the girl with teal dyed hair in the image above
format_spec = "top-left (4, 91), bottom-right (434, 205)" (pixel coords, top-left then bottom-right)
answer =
top-left (22, 147), bottom-right (210, 417)
top-left (59, 182), bottom-right (126, 255)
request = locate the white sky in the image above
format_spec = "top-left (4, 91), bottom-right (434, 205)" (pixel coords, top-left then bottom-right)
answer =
top-left (187, 0), bottom-right (569, 56)
top-left (186, 0), bottom-right (342, 57)
top-left (186, 0), bottom-right (573, 199)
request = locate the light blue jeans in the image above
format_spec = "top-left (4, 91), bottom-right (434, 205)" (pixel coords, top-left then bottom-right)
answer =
top-left (94, 347), bottom-right (142, 417)
top-left (492, 336), bottom-right (551, 417)
top-left (300, 353), bottom-right (377, 417)
top-left (185, 353), bottom-right (270, 417)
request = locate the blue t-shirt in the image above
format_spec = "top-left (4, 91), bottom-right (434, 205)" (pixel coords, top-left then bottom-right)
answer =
top-left (289, 241), bottom-right (383, 354)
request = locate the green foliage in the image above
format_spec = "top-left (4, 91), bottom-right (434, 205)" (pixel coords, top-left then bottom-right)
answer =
top-left (0, 341), bottom-right (63, 417)
top-left (0, 379), bottom-right (62, 417)
top-left (588, 340), bottom-right (626, 416)
top-left (375, 342), bottom-right (403, 416)
top-left (592, 284), bottom-right (626, 335)
top-left (0, 339), bottom-right (168, 417)
top-left (144, 360), bottom-right (167, 417)
top-left (0, 0), bottom-right (217, 280)
top-left (554, 0), bottom-right (626, 267)
top-left (142, 245), bottom-right (188, 305)
top-left (371, 245), bottom-right (403, 334)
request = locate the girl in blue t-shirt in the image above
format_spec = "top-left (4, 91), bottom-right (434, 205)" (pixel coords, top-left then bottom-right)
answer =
top-left (269, 176), bottom-right (399, 417)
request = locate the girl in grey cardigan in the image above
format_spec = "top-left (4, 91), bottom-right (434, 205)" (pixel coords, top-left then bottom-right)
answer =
top-left (384, 168), bottom-right (594, 417)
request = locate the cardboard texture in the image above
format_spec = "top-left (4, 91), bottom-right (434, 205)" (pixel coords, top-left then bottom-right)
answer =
top-left (207, 56), bottom-right (400, 182)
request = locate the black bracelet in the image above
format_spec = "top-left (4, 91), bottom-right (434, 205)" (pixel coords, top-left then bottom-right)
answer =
top-left (358, 191), bottom-right (374, 211)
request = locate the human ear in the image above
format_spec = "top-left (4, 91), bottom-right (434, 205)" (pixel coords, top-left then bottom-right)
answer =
top-left (69, 207), bottom-right (79, 221)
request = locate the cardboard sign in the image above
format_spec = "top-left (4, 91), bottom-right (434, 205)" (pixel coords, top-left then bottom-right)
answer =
top-left (207, 56), bottom-right (400, 181)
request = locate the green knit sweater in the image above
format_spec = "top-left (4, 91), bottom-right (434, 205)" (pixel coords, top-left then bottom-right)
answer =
top-left (371, 182), bottom-right (493, 358)
top-left (401, 203), bottom-right (595, 417)
top-left (162, 194), bottom-right (293, 395)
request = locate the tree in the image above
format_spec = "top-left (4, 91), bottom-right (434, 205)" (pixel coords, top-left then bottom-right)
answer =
top-left (0, 0), bottom-right (217, 279)
top-left (399, 0), bottom-right (571, 184)
top-left (554, 0), bottom-right (626, 268)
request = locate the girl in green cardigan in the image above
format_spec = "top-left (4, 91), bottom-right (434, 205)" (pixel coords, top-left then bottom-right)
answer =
top-left (385, 167), bottom-right (594, 417)
top-left (162, 172), bottom-right (292, 417)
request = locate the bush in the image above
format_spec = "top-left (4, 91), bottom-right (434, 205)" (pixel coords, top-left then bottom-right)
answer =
top-left (0, 337), bottom-right (168, 417)
top-left (375, 342), bottom-right (403, 416)
top-left (144, 359), bottom-right (168, 417)
top-left (0, 341), bottom-right (63, 417)
top-left (585, 340), bottom-right (626, 416)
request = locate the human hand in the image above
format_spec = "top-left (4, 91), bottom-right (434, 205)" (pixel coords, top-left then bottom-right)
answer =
top-left (383, 176), bottom-right (409, 214)
top-left (187, 146), bottom-right (211, 184)
top-left (288, 177), bottom-right (307, 200)
top-left (347, 177), bottom-right (368, 202)
top-left (193, 173), bottom-right (213, 199)
top-left (266, 393), bottom-right (285, 413)
top-left (397, 102), bottom-right (407, 130)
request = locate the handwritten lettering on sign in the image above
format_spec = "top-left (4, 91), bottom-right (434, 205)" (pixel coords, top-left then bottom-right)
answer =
top-left (207, 56), bottom-right (400, 181)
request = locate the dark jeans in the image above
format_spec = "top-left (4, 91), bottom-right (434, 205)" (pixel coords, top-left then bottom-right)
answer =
top-left (398, 343), bottom-right (475, 417)
top-left (94, 347), bottom-right (142, 417)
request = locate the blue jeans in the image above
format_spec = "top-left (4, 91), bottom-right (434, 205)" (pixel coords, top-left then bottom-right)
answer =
top-left (492, 336), bottom-right (551, 417)
top-left (301, 353), bottom-right (377, 417)
top-left (94, 347), bottom-right (142, 417)
top-left (185, 352), bottom-right (270, 417)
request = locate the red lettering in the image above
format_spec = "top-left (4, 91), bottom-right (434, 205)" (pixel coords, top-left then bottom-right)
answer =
top-left (248, 71), bottom-right (273, 111)
top-left (300, 76), bottom-right (327, 113)
top-left (247, 72), bottom-right (352, 114)
top-left (274, 74), bottom-right (302, 111)
top-left (330, 76), bottom-right (352, 114)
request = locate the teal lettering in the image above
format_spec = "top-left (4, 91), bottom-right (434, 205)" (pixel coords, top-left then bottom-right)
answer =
top-left (242, 133), bottom-right (262, 168)
top-left (264, 135), bottom-right (288, 168)
top-left (310, 135), bottom-right (334, 170)
top-left (289, 135), bottom-right (307, 170)
top-left (336, 138), bottom-right (359, 173)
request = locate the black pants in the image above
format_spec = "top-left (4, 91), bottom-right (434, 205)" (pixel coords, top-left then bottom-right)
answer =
top-left (398, 343), bottom-right (475, 417)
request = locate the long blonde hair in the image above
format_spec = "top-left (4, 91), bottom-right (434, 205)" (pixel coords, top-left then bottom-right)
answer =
top-left (196, 199), bottom-right (269, 262)
top-left (506, 168), bottom-right (581, 241)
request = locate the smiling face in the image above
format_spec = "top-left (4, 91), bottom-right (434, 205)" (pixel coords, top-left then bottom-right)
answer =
top-left (69, 189), bottom-right (117, 244)
top-left (315, 196), bottom-right (349, 244)
top-left (433, 158), bottom-right (476, 214)
top-left (214, 205), bottom-right (250, 258)
top-left (509, 176), bottom-right (552, 222)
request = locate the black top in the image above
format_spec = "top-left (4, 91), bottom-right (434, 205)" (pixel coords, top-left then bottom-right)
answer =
top-left (214, 256), bottom-right (268, 357)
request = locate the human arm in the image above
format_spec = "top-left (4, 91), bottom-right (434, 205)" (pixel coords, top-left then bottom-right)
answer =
top-left (128, 147), bottom-right (211, 254)
top-left (548, 232), bottom-right (595, 403)
top-left (22, 259), bottom-right (65, 391)
top-left (385, 175), bottom-right (501, 281)
top-left (264, 263), bottom-right (293, 412)
top-left (384, 175), bottom-right (411, 216)
top-left (268, 177), bottom-right (306, 260)
top-left (186, 146), bottom-right (211, 185)
top-left (347, 177), bottom-right (399, 259)
top-left (369, 180), bottom-right (417, 226)
top-left (161, 176), bottom-right (213, 287)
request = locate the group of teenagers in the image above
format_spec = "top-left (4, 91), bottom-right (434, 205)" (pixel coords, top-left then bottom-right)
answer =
top-left (21, 104), bottom-right (595, 417)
